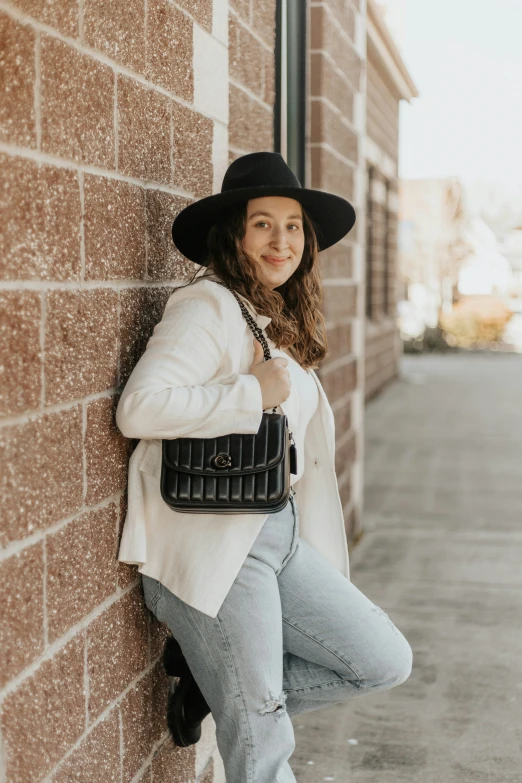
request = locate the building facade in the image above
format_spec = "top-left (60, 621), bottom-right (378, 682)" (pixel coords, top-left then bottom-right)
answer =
top-left (0, 1), bottom-right (414, 780)
top-left (364, 1), bottom-right (417, 400)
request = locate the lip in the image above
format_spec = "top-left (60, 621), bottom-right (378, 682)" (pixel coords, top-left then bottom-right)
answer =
top-left (263, 255), bottom-right (290, 265)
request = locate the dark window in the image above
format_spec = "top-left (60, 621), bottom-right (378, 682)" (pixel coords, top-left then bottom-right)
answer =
top-left (275, 0), bottom-right (306, 185)
top-left (366, 165), bottom-right (375, 319)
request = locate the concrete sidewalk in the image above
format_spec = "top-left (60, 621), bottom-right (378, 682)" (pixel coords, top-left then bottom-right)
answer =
top-left (292, 352), bottom-right (522, 783)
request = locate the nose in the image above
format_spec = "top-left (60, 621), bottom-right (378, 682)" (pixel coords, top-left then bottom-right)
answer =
top-left (269, 224), bottom-right (290, 251)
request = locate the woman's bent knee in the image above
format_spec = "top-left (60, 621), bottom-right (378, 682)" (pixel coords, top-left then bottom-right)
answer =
top-left (380, 634), bottom-right (412, 689)
top-left (360, 640), bottom-right (412, 692)
top-left (358, 605), bottom-right (413, 690)
top-left (391, 639), bottom-right (413, 686)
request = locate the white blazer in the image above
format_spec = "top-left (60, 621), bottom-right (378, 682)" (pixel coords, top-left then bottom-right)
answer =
top-left (116, 272), bottom-right (351, 618)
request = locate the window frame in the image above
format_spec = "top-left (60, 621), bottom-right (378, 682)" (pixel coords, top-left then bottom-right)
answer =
top-left (274, 0), bottom-right (307, 185)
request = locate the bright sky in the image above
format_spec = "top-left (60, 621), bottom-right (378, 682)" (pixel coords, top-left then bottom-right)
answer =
top-left (378, 0), bottom-right (522, 193)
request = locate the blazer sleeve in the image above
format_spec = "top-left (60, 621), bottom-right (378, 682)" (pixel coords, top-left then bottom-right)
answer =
top-left (115, 291), bottom-right (264, 440)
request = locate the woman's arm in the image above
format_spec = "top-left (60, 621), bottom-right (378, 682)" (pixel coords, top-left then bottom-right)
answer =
top-left (115, 293), bottom-right (263, 440)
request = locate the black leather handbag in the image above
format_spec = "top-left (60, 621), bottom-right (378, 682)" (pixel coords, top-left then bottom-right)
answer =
top-left (160, 281), bottom-right (298, 514)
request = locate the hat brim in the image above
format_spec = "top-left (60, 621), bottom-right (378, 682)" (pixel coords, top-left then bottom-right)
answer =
top-left (172, 185), bottom-right (356, 265)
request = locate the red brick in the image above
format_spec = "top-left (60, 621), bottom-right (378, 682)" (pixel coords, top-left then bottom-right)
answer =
top-left (118, 286), bottom-right (173, 387)
top-left (172, 101), bottom-right (213, 197)
top-left (310, 5), bottom-right (323, 50)
top-left (51, 708), bottom-right (120, 783)
top-left (86, 586), bottom-right (149, 720)
top-left (85, 395), bottom-right (131, 505)
top-left (335, 431), bottom-right (356, 475)
top-left (84, 0), bottom-right (145, 72)
top-left (199, 760), bottom-right (214, 783)
top-left (311, 100), bottom-right (358, 161)
top-left (326, 0), bottom-right (356, 39)
top-left (338, 475), bottom-right (353, 518)
top-left (367, 62), bottom-right (400, 161)
top-left (149, 618), bottom-right (170, 664)
top-left (322, 357), bottom-right (358, 402)
top-left (229, 0), bottom-right (250, 23)
top-left (255, 0), bottom-right (276, 46)
top-left (1, 633), bottom-right (86, 783)
top-left (346, 503), bottom-right (359, 540)
top-left (343, 357), bottom-right (358, 394)
top-left (327, 321), bottom-right (353, 359)
top-left (333, 397), bottom-right (352, 437)
top-left (0, 542), bottom-right (44, 688)
top-left (146, 0), bottom-right (193, 99)
top-left (0, 13), bottom-right (36, 147)
top-left (46, 503), bottom-right (120, 643)
top-left (0, 406), bottom-right (83, 547)
top-left (83, 175), bottom-right (147, 281)
top-left (117, 489), bottom-right (138, 589)
top-left (229, 84), bottom-right (273, 153)
top-left (312, 6), bottom-right (361, 85)
top-left (229, 18), bottom-right (264, 97)
top-left (11, 0), bottom-right (79, 37)
top-left (120, 663), bottom-right (169, 783)
top-left (0, 291), bottom-right (41, 416)
top-left (146, 190), bottom-right (193, 280)
top-left (118, 76), bottom-right (171, 184)
top-left (41, 36), bottom-right (114, 167)
top-left (229, 14), bottom-right (240, 70)
top-left (175, 0), bottom-right (212, 32)
top-left (264, 48), bottom-right (275, 106)
top-left (150, 737), bottom-right (196, 783)
top-left (310, 52), bottom-right (355, 123)
top-left (323, 282), bottom-right (357, 321)
top-left (321, 240), bottom-right (354, 280)
top-left (0, 155), bottom-right (82, 281)
top-left (311, 146), bottom-right (354, 200)
top-left (45, 288), bottom-right (119, 405)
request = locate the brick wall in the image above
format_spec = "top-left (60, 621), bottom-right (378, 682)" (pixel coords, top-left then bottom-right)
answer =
top-left (309, 0), bottom-right (367, 542)
top-left (228, 0), bottom-right (276, 160)
top-left (0, 0), bottom-right (236, 780)
top-left (364, 46), bottom-right (402, 401)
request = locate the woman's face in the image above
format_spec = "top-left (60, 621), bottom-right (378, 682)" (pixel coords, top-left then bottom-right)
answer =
top-left (242, 196), bottom-right (305, 290)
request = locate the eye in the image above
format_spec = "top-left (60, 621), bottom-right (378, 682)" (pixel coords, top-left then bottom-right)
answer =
top-left (254, 221), bottom-right (301, 230)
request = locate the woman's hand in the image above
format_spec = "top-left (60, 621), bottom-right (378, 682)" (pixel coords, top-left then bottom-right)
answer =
top-left (249, 338), bottom-right (291, 410)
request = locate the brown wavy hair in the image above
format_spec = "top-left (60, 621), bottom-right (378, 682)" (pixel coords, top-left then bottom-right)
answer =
top-left (178, 200), bottom-right (328, 371)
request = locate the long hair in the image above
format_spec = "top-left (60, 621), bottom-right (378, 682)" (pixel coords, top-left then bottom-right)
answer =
top-left (177, 201), bottom-right (328, 371)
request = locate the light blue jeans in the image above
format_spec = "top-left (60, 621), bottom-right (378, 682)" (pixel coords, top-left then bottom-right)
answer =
top-left (142, 489), bottom-right (413, 783)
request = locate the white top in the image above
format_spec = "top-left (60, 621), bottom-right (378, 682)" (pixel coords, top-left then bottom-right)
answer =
top-left (268, 345), bottom-right (319, 486)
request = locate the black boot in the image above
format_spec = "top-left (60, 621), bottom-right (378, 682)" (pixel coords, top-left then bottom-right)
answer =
top-left (162, 636), bottom-right (212, 747)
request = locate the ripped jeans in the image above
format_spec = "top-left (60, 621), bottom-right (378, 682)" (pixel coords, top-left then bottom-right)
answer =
top-left (141, 489), bottom-right (413, 783)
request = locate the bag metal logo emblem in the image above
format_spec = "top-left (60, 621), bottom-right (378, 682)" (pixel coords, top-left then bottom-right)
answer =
top-left (211, 453), bottom-right (232, 469)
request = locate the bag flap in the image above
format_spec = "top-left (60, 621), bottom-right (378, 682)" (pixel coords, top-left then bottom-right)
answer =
top-left (162, 414), bottom-right (287, 476)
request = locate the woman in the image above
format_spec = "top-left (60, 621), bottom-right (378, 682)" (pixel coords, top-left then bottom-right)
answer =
top-left (116, 152), bottom-right (412, 783)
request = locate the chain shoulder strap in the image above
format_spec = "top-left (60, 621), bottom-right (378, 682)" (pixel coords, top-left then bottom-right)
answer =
top-left (214, 279), bottom-right (278, 414)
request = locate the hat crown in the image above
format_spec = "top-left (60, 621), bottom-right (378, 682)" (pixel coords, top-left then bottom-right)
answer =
top-left (222, 152), bottom-right (302, 193)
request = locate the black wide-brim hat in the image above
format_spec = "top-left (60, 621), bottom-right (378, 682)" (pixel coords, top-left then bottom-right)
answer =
top-left (172, 151), bottom-right (356, 265)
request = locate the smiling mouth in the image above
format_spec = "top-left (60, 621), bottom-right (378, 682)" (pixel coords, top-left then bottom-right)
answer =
top-left (263, 256), bottom-right (289, 263)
